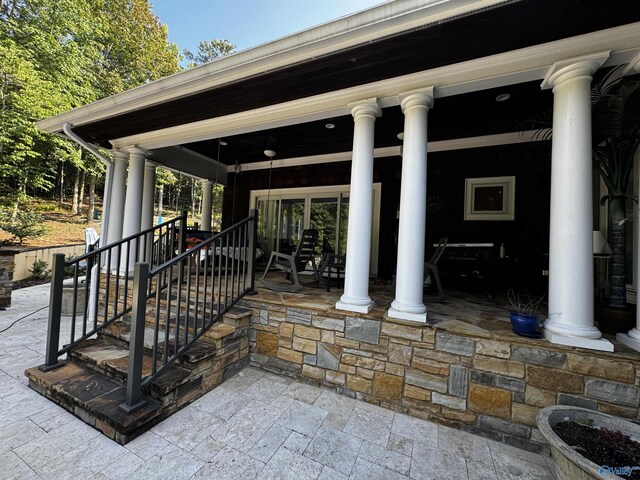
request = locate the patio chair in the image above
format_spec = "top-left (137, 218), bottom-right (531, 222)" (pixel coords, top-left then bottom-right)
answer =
top-left (258, 229), bottom-right (320, 292)
top-left (424, 236), bottom-right (448, 300)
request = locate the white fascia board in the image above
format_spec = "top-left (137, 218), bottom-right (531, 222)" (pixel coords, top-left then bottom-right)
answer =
top-left (109, 23), bottom-right (640, 151)
top-left (37, 0), bottom-right (505, 133)
top-left (231, 130), bottom-right (550, 173)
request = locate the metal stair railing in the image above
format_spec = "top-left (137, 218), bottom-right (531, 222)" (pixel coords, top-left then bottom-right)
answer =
top-left (120, 210), bottom-right (257, 413)
top-left (40, 211), bottom-right (188, 372)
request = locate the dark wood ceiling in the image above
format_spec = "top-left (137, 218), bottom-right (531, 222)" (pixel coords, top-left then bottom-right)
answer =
top-left (73, 0), bottom-right (639, 148)
top-left (185, 80), bottom-right (553, 164)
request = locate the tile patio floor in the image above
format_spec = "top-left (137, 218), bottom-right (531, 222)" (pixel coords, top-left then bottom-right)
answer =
top-left (0, 284), bottom-right (556, 479)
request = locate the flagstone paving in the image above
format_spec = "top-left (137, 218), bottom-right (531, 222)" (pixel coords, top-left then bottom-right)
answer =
top-left (0, 284), bottom-right (556, 479)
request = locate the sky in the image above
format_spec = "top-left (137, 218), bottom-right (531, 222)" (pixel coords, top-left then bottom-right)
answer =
top-left (151, 0), bottom-right (384, 62)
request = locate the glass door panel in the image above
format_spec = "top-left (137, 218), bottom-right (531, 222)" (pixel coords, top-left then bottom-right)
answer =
top-left (256, 198), bottom-right (279, 259)
top-left (310, 197), bottom-right (338, 252)
top-left (338, 194), bottom-right (349, 256)
top-left (278, 198), bottom-right (305, 255)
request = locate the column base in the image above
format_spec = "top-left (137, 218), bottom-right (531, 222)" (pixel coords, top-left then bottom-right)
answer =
top-left (543, 329), bottom-right (613, 352)
top-left (335, 300), bottom-right (374, 314)
top-left (386, 307), bottom-right (427, 323)
top-left (617, 332), bottom-right (640, 352)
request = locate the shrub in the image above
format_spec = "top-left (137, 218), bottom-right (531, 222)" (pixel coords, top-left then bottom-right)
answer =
top-left (29, 259), bottom-right (50, 281)
top-left (0, 210), bottom-right (48, 245)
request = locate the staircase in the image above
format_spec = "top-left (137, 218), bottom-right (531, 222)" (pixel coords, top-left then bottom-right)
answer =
top-left (25, 212), bottom-right (258, 444)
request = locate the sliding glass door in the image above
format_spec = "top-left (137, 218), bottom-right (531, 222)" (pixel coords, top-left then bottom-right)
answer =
top-left (251, 185), bottom-right (379, 275)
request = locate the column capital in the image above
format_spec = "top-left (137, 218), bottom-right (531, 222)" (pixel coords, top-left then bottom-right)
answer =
top-left (111, 149), bottom-right (129, 163)
top-left (348, 98), bottom-right (381, 119)
top-left (144, 160), bottom-right (158, 169)
top-left (541, 51), bottom-right (609, 90)
top-left (125, 146), bottom-right (150, 158)
top-left (201, 178), bottom-right (214, 186)
top-left (399, 87), bottom-right (434, 113)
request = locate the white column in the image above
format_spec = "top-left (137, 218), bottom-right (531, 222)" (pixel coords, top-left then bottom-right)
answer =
top-left (541, 53), bottom-right (612, 352)
top-left (388, 89), bottom-right (433, 322)
top-left (140, 161), bottom-right (156, 262)
top-left (121, 147), bottom-right (147, 273)
top-left (201, 179), bottom-right (213, 231)
top-left (336, 99), bottom-right (381, 313)
top-left (617, 55), bottom-right (640, 352)
top-left (106, 150), bottom-right (128, 245)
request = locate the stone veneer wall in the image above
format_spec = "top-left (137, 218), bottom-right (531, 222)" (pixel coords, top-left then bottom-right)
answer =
top-left (242, 299), bottom-right (640, 454)
top-left (0, 249), bottom-right (18, 309)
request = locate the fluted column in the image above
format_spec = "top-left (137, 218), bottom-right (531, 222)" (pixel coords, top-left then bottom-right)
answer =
top-left (541, 53), bottom-right (612, 351)
top-left (388, 89), bottom-right (434, 322)
top-left (120, 147), bottom-right (148, 273)
top-left (336, 99), bottom-right (381, 313)
top-left (201, 179), bottom-right (213, 231)
top-left (140, 160), bottom-right (156, 262)
top-left (106, 150), bottom-right (128, 245)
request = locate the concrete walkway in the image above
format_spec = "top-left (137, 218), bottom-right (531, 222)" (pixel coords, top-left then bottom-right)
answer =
top-left (0, 284), bottom-right (555, 479)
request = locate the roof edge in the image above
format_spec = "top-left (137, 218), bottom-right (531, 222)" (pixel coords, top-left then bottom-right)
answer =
top-left (37, 0), bottom-right (507, 134)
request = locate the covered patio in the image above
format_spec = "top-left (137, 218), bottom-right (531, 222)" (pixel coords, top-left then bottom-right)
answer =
top-left (26, 0), bottom-right (640, 469)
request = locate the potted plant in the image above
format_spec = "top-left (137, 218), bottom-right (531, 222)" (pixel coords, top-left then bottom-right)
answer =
top-left (537, 405), bottom-right (640, 480)
top-left (591, 67), bottom-right (640, 333)
top-left (507, 289), bottom-right (544, 337)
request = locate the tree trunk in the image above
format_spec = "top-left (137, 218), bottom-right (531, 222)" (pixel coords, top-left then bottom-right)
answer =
top-left (608, 196), bottom-right (628, 308)
top-left (71, 168), bottom-right (80, 213)
top-left (59, 160), bottom-right (65, 205)
top-left (157, 184), bottom-right (164, 221)
top-left (78, 170), bottom-right (85, 214)
top-left (175, 178), bottom-right (181, 211)
top-left (87, 174), bottom-right (95, 224)
top-left (191, 178), bottom-right (196, 218)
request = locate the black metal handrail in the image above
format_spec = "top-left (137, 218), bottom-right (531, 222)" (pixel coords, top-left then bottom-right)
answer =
top-left (120, 210), bottom-right (257, 412)
top-left (40, 211), bottom-right (188, 366)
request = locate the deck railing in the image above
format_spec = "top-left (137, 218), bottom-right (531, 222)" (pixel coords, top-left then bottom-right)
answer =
top-left (121, 210), bottom-right (257, 411)
top-left (40, 211), bottom-right (188, 370)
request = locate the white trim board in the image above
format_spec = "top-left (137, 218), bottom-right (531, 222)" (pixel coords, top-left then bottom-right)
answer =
top-left (229, 130), bottom-right (550, 173)
top-left (106, 25), bottom-right (640, 151)
top-left (37, 0), bottom-right (507, 133)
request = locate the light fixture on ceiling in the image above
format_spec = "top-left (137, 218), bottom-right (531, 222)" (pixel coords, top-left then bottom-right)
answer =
top-left (325, 123), bottom-right (335, 129)
top-left (397, 132), bottom-right (404, 140)
top-left (495, 93), bottom-right (511, 102)
top-left (264, 149), bottom-right (276, 158)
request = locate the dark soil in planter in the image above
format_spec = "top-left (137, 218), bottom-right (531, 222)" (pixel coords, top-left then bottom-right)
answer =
top-left (553, 421), bottom-right (640, 479)
top-left (12, 278), bottom-right (50, 290)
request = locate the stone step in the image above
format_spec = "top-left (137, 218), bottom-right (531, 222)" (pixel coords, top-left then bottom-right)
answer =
top-left (25, 362), bottom-right (162, 445)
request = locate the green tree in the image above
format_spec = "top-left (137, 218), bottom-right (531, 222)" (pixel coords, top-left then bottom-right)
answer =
top-left (183, 39), bottom-right (235, 67)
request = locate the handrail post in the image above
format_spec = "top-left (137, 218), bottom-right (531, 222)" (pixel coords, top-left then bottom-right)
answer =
top-left (247, 209), bottom-right (257, 294)
top-left (119, 262), bottom-right (149, 414)
top-left (40, 254), bottom-right (65, 372)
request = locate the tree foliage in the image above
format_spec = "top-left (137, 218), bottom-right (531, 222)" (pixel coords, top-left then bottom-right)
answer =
top-left (0, 0), bottom-right (180, 215)
top-left (183, 39), bottom-right (235, 67)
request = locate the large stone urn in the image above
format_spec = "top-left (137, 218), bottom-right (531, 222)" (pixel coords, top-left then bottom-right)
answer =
top-left (537, 405), bottom-right (639, 480)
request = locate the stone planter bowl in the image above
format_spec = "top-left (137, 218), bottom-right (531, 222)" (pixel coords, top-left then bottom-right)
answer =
top-left (537, 405), bottom-right (640, 480)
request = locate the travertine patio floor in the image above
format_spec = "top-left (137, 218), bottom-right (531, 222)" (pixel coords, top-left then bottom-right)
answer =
top-left (0, 283), bottom-right (555, 479)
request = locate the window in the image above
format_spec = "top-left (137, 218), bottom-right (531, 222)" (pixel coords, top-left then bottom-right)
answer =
top-left (464, 176), bottom-right (516, 221)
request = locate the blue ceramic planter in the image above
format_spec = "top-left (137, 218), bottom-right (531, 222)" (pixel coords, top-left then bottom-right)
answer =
top-left (510, 311), bottom-right (542, 338)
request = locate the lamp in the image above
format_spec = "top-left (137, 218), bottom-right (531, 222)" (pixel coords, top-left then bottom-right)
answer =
top-left (593, 230), bottom-right (611, 255)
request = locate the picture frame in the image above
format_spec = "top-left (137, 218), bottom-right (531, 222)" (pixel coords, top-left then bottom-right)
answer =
top-left (464, 176), bottom-right (515, 221)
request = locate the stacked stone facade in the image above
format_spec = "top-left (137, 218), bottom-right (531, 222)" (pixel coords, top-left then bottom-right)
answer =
top-left (0, 249), bottom-right (18, 309)
top-left (243, 297), bottom-right (640, 454)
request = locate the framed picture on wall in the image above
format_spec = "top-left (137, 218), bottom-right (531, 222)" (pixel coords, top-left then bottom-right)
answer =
top-left (464, 176), bottom-right (515, 221)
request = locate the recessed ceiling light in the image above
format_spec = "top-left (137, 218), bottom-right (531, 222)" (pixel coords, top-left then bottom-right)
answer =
top-left (397, 132), bottom-right (404, 140)
top-left (495, 93), bottom-right (511, 102)
top-left (325, 123), bottom-right (335, 129)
